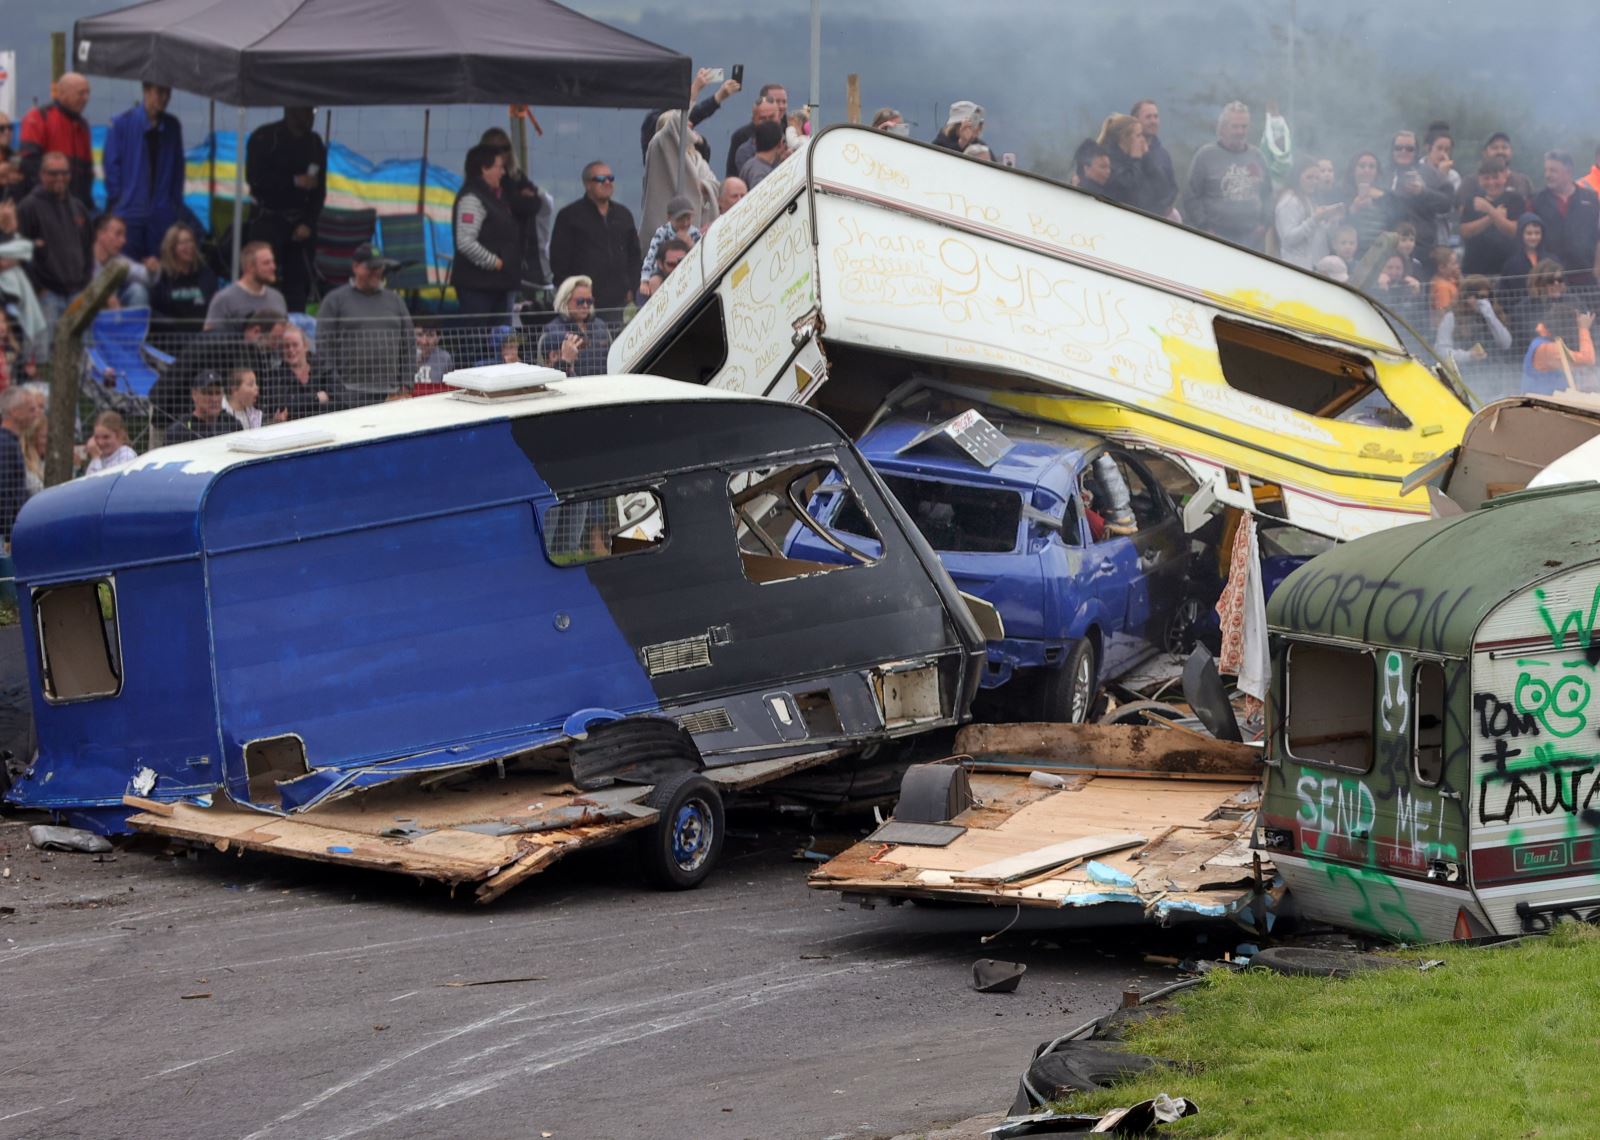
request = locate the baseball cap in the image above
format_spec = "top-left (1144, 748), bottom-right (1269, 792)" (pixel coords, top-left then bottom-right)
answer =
top-left (353, 242), bottom-right (402, 270)
top-left (191, 370), bottom-right (223, 391)
top-left (665, 194), bottom-right (695, 220)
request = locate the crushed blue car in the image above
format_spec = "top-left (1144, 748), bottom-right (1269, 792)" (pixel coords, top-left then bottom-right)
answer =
top-left (789, 410), bottom-right (1203, 721)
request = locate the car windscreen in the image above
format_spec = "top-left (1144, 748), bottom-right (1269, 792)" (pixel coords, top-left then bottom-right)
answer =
top-left (836, 473), bottom-right (1023, 554)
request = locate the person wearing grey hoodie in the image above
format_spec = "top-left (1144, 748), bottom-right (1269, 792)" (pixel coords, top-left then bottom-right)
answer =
top-left (1181, 102), bottom-right (1275, 250)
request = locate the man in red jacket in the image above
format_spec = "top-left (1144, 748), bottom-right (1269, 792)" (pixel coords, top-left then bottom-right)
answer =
top-left (18, 73), bottom-right (93, 211)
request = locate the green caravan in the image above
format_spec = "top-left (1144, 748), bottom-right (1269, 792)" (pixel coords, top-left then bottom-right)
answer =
top-left (1255, 481), bottom-right (1600, 941)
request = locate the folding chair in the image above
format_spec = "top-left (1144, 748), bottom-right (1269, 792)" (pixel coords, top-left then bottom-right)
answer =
top-left (376, 214), bottom-right (432, 300)
top-left (85, 307), bottom-right (166, 398)
top-left (313, 207), bottom-right (377, 298)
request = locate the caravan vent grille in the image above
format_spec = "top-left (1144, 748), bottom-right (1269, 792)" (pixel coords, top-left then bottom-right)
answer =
top-left (642, 634), bottom-right (712, 676)
top-left (677, 708), bottom-right (735, 735)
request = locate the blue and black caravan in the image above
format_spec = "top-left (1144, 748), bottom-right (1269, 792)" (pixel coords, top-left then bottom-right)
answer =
top-left (6, 366), bottom-right (988, 899)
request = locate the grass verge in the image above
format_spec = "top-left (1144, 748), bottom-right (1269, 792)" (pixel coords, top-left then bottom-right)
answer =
top-left (1063, 925), bottom-right (1600, 1138)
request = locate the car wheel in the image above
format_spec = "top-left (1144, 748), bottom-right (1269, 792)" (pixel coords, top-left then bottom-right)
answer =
top-left (638, 772), bottom-right (725, 890)
top-left (1041, 640), bottom-right (1098, 724)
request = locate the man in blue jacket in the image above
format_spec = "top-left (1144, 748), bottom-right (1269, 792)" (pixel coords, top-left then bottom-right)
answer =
top-left (102, 84), bottom-right (191, 262)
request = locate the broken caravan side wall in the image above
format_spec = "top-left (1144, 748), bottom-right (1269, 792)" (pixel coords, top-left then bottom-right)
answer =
top-left (611, 154), bottom-right (822, 404)
top-left (611, 126), bottom-right (1475, 543)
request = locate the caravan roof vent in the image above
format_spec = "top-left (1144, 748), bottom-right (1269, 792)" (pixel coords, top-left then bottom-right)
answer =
top-left (446, 363), bottom-right (564, 402)
top-left (228, 422), bottom-right (338, 454)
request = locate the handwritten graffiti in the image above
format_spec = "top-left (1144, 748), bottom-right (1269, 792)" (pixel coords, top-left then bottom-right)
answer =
top-left (1296, 774), bottom-right (1376, 841)
top-left (1513, 666), bottom-right (1590, 738)
top-left (1314, 859), bottom-right (1424, 942)
top-left (1274, 570), bottom-right (1472, 653)
top-left (1475, 691), bottom-right (1539, 738)
top-left (1535, 583), bottom-right (1600, 659)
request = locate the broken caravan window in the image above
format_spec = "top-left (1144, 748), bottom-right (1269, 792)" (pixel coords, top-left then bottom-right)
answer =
top-left (1283, 641), bottom-right (1376, 773)
top-left (835, 474), bottom-right (1023, 554)
top-left (728, 459), bottom-right (883, 582)
top-left (1414, 659), bottom-right (1446, 786)
top-left (35, 579), bottom-right (122, 701)
top-left (650, 294), bottom-right (728, 386)
top-left (541, 490), bottom-right (666, 566)
top-left (1213, 317), bottom-right (1412, 430)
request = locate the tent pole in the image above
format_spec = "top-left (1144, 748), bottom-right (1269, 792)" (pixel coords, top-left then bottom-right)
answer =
top-left (417, 108), bottom-right (430, 214)
top-left (207, 100), bottom-right (216, 234)
top-left (809, 0), bottom-right (821, 123)
top-left (231, 106), bottom-right (245, 279)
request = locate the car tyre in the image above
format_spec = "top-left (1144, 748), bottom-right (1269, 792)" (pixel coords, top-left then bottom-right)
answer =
top-left (1041, 639), bottom-right (1097, 724)
top-left (639, 772), bottom-right (725, 890)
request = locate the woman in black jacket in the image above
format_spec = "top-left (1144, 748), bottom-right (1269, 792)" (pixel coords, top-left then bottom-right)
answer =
top-left (149, 223), bottom-right (218, 353)
top-left (450, 144), bottom-right (522, 349)
top-left (1096, 115), bottom-right (1154, 213)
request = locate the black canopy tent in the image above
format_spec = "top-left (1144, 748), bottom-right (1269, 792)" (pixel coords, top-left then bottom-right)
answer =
top-left (73, 0), bottom-right (692, 272)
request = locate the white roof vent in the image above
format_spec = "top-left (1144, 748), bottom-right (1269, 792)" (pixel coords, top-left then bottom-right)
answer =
top-left (446, 363), bottom-right (564, 402)
top-left (228, 422), bottom-right (338, 454)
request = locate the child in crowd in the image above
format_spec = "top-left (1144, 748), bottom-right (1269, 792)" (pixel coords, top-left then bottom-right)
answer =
top-left (1329, 224), bottom-right (1359, 277)
top-left (223, 368), bottom-right (262, 431)
top-left (1314, 254), bottom-right (1350, 283)
top-left (638, 196), bottom-right (700, 300)
top-left (1430, 247), bottom-right (1461, 328)
top-left (1394, 223), bottom-right (1427, 281)
top-left (79, 411), bottom-right (138, 475)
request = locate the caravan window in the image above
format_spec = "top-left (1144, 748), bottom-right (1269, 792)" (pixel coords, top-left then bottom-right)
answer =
top-left (850, 475), bottom-right (1022, 554)
top-left (1414, 660), bottom-right (1447, 786)
top-left (728, 460), bottom-right (883, 583)
top-left (1214, 318), bottom-right (1411, 429)
top-left (1283, 641), bottom-right (1375, 772)
top-left (35, 580), bottom-right (122, 702)
top-left (542, 490), bottom-right (667, 566)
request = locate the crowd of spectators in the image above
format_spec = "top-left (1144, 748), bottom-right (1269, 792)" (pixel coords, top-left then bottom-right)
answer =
top-left (2, 65), bottom-right (1598, 545)
top-left (1059, 99), bottom-right (1600, 402)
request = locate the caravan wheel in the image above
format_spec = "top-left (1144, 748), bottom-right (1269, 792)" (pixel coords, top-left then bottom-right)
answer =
top-left (639, 772), bottom-right (725, 890)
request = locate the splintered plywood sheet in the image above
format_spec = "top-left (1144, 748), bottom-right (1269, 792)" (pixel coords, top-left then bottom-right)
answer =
top-left (129, 802), bottom-right (531, 880)
top-left (126, 772), bottom-right (660, 899)
top-left (889, 776), bottom-right (1247, 872)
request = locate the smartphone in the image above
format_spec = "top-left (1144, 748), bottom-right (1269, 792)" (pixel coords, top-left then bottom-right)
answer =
top-left (704, 68), bottom-right (725, 84)
top-left (732, 63), bottom-right (744, 85)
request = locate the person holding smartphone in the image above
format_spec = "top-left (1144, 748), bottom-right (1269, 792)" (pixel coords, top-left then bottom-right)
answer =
top-left (538, 275), bottom-right (612, 377)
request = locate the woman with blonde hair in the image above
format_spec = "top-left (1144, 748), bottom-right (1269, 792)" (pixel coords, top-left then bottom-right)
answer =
top-left (149, 222), bottom-right (218, 351)
top-left (537, 276), bottom-right (613, 377)
top-left (78, 410), bottom-right (137, 474)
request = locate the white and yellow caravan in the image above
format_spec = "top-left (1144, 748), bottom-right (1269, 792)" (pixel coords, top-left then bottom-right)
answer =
top-left (611, 126), bottom-right (1474, 541)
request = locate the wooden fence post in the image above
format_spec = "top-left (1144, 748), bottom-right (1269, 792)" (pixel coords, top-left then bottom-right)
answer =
top-left (45, 262), bottom-right (128, 488)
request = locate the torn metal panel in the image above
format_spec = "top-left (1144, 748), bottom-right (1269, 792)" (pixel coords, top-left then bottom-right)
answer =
top-left (811, 730), bottom-right (1276, 928)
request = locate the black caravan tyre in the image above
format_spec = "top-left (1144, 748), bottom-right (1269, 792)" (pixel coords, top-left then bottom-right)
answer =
top-left (1041, 639), bottom-right (1097, 724)
top-left (639, 772), bottom-right (725, 890)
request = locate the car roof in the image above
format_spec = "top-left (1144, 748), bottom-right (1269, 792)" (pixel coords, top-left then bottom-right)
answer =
top-left (856, 417), bottom-right (1101, 491)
